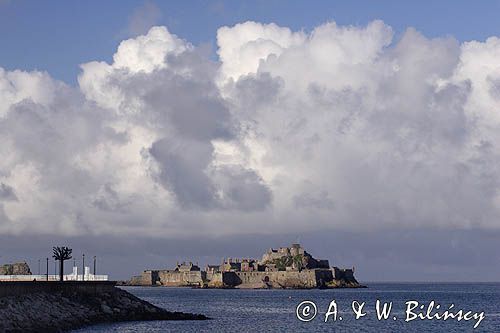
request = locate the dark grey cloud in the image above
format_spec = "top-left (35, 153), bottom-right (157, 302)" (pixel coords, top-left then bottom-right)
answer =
top-left (92, 183), bottom-right (130, 212)
top-left (0, 183), bottom-right (17, 201)
top-left (293, 190), bottom-right (334, 210)
top-left (150, 137), bottom-right (217, 209)
top-left (150, 140), bottom-right (272, 210)
top-left (212, 165), bottom-right (271, 211)
top-left (488, 76), bottom-right (500, 100)
top-left (0, 229), bottom-right (498, 281)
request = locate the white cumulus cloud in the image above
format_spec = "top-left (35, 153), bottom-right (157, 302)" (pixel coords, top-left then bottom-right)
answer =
top-left (1, 20), bottom-right (500, 238)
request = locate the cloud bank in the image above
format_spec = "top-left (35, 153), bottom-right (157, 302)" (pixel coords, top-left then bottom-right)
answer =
top-left (1, 21), bottom-right (500, 237)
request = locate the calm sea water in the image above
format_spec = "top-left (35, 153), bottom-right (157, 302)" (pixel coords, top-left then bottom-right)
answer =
top-left (75, 283), bottom-right (500, 332)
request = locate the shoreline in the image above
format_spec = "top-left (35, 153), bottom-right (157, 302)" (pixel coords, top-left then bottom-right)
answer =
top-left (122, 279), bottom-right (367, 289)
top-left (0, 282), bottom-right (208, 332)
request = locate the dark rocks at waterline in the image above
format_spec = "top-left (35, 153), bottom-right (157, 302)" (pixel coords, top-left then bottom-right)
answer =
top-left (325, 279), bottom-right (367, 288)
top-left (0, 287), bottom-right (208, 332)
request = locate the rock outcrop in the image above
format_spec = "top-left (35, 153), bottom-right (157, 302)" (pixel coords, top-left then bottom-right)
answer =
top-left (0, 262), bottom-right (31, 275)
top-left (0, 286), bottom-right (207, 332)
top-left (326, 279), bottom-right (365, 288)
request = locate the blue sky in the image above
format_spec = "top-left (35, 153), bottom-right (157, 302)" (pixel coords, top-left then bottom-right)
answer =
top-left (1, 0), bottom-right (500, 84)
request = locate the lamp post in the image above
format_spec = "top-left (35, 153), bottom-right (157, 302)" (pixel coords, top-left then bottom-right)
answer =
top-left (93, 256), bottom-right (96, 278)
top-left (82, 254), bottom-right (85, 281)
top-left (46, 258), bottom-right (49, 281)
top-left (38, 259), bottom-right (40, 275)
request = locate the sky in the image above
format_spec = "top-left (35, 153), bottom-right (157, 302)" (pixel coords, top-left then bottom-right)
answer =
top-left (0, 0), bottom-right (500, 281)
top-left (2, 0), bottom-right (500, 84)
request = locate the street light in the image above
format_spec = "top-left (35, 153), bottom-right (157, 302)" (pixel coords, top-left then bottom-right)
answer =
top-left (82, 254), bottom-right (85, 281)
top-left (93, 256), bottom-right (96, 277)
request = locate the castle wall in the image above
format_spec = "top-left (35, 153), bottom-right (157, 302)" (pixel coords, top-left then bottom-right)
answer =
top-left (129, 270), bottom-right (159, 286)
top-left (206, 271), bottom-right (215, 282)
top-left (131, 267), bottom-right (351, 288)
top-left (222, 272), bottom-right (241, 286)
top-left (229, 269), bottom-right (332, 288)
top-left (268, 270), bottom-right (318, 288)
top-left (206, 272), bottom-right (222, 287)
top-left (332, 267), bottom-right (355, 281)
top-left (315, 269), bottom-right (334, 286)
top-left (157, 270), bottom-right (205, 287)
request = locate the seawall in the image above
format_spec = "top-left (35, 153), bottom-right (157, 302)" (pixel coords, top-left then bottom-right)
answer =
top-left (0, 281), bottom-right (208, 332)
top-left (0, 281), bottom-right (115, 298)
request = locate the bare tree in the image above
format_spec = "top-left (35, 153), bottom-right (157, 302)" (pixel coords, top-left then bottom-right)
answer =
top-left (52, 247), bottom-right (72, 281)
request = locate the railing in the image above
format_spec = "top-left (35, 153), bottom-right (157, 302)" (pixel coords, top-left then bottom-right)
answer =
top-left (0, 274), bottom-right (108, 281)
top-left (63, 274), bottom-right (109, 281)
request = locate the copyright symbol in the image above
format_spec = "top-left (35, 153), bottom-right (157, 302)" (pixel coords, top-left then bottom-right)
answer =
top-left (296, 300), bottom-right (317, 322)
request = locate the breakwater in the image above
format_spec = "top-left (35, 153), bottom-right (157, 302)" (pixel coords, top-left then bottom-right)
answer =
top-left (0, 281), bottom-right (207, 332)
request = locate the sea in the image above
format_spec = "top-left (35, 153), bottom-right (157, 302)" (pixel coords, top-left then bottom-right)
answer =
top-left (74, 282), bottom-right (499, 332)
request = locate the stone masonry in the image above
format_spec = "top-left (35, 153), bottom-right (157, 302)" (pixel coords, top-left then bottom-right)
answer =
top-left (129, 244), bottom-right (361, 289)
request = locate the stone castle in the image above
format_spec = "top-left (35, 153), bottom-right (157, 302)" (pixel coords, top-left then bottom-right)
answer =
top-left (130, 244), bottom-right (361, 289)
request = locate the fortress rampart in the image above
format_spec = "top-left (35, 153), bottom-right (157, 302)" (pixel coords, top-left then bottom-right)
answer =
top-left (158, 270), bottom-right (205, 287)
top-left (129, 244), bottom-right (362, 289)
